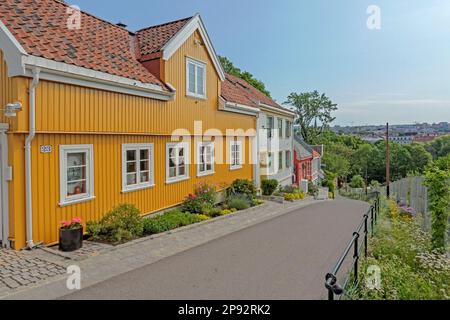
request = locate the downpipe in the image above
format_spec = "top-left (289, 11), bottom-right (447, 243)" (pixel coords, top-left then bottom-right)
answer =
top-left (25, 67), bottom-right (40, 249)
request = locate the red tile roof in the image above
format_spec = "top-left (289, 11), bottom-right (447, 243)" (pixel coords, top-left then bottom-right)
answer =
top-left (222, 73), bottom-right (293, 114)
top-left (0, 0), bottom-right (166, 87)
top-left (136, 17), bottom-right (192, 56)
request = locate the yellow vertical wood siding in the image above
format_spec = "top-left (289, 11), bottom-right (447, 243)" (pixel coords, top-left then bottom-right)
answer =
top-left (19, 134), bottom-right (253, 245)
top-left (1, 30), bottom-right (257, 248)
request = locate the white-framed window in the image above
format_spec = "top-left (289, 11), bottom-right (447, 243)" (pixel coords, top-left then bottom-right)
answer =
top-left (278, 118), bottom-right (283, 138)
top-left (59, 144), bottom-right (94, 206)
top-left (266, 116), bottom-right (274, 139)
top-left (268, 152), bottom-right (274, 173)
top-left (122, 144), bottom-right (154, 192)
top-left (278, 151), bottom-right (283, 170)
top-left (286, 121), bottom-right (292, 138)
top-left (197, 142), bottom-right (214, 176)
top-left (230, 140), bottom-right (243, 170)
top-left (186, 57), bottom-right (206, 99)
top-left (286, 150), bottom-right (292, 168)
top-left (166, 142), bottom-right (190, 183)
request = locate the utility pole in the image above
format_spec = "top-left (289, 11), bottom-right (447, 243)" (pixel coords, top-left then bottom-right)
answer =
top-left (386, 123), bottom-right (390, 198)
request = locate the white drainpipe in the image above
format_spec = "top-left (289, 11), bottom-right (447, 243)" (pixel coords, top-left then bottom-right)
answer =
top-left (25, 67), bottom-right (40, 249)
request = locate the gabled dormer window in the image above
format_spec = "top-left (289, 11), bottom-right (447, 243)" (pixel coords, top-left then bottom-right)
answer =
top-left (186, 57), bottom-right (206, 99)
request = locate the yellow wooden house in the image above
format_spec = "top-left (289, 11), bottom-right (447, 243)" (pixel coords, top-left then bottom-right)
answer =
top-left (0, 0), bottom-right (258, 249)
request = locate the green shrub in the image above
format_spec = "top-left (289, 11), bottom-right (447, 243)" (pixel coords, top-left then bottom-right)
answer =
top-left (205, 207), bottom-right (223, 218)
top-left (182, 194), bottom-right (204, 214)
top-left (182, 182), bottom-right (218, 213)
top-left (227, 194), bottom-right (251, 211)
top-left (308, 181), bottom-right (319, 196)
top-left (252, 198), bottom-right (264, 206)
top-left (142, 210), bottom-right (204, 235)
top-left (194, 182), bottom-right (217, 206)
top-left (349, 175), bottom-right (365, 188)
top-left (227, 179), bottom-right (257, 199)
top-left (86, 204), bottom-right (143, 243)
top-left (261, 179), bottom-right (278, 196)
top-left (424, 162), bottom-right (450, 250)
top-left (220, 209), bottom-right (233, 216)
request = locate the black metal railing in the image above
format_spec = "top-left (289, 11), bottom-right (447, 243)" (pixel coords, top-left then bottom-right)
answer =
top-left (325, 192), bottom-right (380, 300)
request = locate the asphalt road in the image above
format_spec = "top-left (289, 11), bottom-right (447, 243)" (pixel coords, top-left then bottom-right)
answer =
top-left (63, 198), bottom-right (369, 300)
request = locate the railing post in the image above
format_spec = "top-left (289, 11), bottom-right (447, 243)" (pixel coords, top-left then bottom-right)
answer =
top-left (374, 200), bottom-right (378, 223)
top-left (370, 206), bottom-right (374, 236)
top-left (353, 232), bottom-right (359, 286)
top-left (328, 288), bottom-right (334, 301)
top-left (364, 214), bottom-right (368, 258)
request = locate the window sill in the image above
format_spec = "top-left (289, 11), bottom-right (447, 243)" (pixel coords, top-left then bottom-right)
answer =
top-left (230, 165), bottom-right (243, 171)
top-left (121, 184), bottom-right (155, 194)
top-left (186, 93), bottom-right (207, 101)
top-left (166, 176), bottom-right (190, 185)
top-left (197, 171), bottom-right (215, 177)
top-left (59, 196), bottom-right (96, 207)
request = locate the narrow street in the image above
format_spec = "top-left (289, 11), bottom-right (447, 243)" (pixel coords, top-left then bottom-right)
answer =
top-left (63, 199), bottom-right (369, 300)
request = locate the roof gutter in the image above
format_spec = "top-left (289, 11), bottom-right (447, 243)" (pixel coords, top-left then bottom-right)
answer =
top-left (218, 97), bottom-right (260, 116)
top-left (22, 56), bottom-right (175, 101)
top-left (259, 102), bottom-right (296, 117)
top-left (25, 67), bottom-right (40, 249)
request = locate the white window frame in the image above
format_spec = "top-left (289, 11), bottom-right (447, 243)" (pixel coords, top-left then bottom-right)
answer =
top-left (121, 143), bottom-right (155, 193)
top-left (278, 151), bottom-right (284, 171)
top-left (186, 57), bottom-right (207, 99)
top-left (230, 140), bottom-right (243, 170)
top-left (197, 142), bottom-right (215, 177)
top-left (166, 142), bottom-right (190, 184)
top-left (59, 144), bottom-right (95, 206)
top-left (285, 150), bottom-right (292, 168)
top-left (266, 116), bottom-right (274, 139)
top-left (278, 118), bottom-right (283, 139)
top-left (286, 120), bottom-right (292, 138)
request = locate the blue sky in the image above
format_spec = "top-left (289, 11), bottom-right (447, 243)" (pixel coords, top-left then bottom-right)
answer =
top-left (72, 0), bottom-right (450, 126)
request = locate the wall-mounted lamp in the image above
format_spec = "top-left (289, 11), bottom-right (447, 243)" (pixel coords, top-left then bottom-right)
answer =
top-left (3, 102), bottom-right (22, 117)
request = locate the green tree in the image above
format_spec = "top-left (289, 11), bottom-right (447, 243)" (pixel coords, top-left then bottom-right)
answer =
top-left (426, 135), bottom-right (450, 159)
top-left (405, 143), bottom-right (432, 173)
top-left (284, 91), bottom-right (338, 143)
top-left (218, 56), bottom-right (271, 97)
top-left (352, 144), bottom-right (374, 183)
top-left (349, 175), bottom-right (365, 188)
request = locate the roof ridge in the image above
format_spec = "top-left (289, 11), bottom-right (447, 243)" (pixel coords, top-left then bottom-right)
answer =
top-left (49, 0), bottom-right (133, 33)
top-left (136, 16), bottom-right (193, 33)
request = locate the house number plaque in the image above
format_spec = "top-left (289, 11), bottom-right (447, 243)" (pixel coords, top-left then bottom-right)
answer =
top-left (40, 145), bottom-right (52, 154)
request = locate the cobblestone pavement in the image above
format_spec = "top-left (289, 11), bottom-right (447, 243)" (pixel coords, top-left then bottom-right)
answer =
top-left (42, 241), bottom-right (114, 261)
top-left (0, 249), bottom-right (66, 297)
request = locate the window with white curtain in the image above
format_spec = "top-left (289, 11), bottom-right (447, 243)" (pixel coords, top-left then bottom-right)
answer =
top-left (166, 142), bottom-right (190, 183)
top-left (186, 57), bottom-right (206, 99)
top-left (197, 142), bottom-right (214, 176)
top-left (230, 140), bottom-right (243, 170)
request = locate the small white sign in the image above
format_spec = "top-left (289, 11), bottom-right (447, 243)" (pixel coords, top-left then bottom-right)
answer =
top-left (40, 145), bottom-right (52, 154)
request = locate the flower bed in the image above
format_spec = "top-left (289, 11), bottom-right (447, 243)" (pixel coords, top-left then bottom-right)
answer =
top-left (86, 179), bottom-right (264, 244)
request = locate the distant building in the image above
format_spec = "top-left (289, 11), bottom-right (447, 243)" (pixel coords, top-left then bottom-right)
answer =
top-left (414, 133), bottom-right (439, 143)
top-left (293, 136), bottom-right (323, 186)
top-left (389, 136), bottom-right (414, 145)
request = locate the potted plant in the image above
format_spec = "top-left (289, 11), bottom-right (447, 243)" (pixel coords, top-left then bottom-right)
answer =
top-left (59, 217), bottom-right (83, 252)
